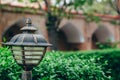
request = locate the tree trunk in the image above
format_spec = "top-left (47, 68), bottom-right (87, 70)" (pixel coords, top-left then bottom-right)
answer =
top-left (46, 14), bottom-right (60, 50)
top-left (47, 27), bottom-right (58, 50)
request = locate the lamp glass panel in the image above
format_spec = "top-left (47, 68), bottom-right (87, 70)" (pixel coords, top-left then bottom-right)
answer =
top-left (12, 46), bottom-right (23, 64)
top-left (24, 47), bottom-right (44, 64)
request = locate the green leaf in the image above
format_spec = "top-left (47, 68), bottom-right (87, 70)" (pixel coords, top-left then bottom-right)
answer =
top-left (87, 0), bottom-right (93, 5)
top-left (18, 0), bottom-right (23, 2)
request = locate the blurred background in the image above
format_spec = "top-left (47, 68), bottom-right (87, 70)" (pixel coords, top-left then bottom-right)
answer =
top-left (0, 0), bottom-right (120, 51)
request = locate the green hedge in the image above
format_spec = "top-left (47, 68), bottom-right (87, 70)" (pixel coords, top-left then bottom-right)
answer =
top-left (0, 47), bottom-right (22, 80)
top-left (65, 49), bottom-right (120, 80)
top-left (1, 47), bottom-right (120, 80)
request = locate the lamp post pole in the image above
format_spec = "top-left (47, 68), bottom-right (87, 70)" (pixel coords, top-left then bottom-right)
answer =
top-left (22, 71), bottom-right (32, 80)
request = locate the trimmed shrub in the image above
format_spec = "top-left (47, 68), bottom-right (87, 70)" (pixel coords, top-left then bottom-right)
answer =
top-left (33, 51), bottom-right (110, 80)
top-left (0, 47), bottom-right (111, 80)
top-left (0, 47), bottom-right (22, 80)
top-left (65, 49), bottom-right (120, 80)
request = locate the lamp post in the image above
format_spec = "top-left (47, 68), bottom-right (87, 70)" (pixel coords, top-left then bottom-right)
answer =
top-left (3, 18), bottom-right (51, 80)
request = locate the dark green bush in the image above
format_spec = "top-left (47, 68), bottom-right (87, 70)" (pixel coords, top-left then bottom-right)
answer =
top-left (33, 51), bottom-right (110, 80)
top-left (96, 42), bottom-right (118, 49)
top-left (0, 47), bottom-right (22, 80)
top-left (1, 47), bottom-right (120, 80)
top-left (67, 49), bottom-right (120, 80)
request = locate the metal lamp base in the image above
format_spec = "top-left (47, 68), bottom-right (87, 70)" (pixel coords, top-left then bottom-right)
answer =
top-left (22, 71), bottom-right (32, 80)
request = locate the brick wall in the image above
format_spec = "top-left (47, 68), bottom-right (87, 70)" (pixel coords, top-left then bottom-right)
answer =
top-left (0, 10), bottom-right (120, 50)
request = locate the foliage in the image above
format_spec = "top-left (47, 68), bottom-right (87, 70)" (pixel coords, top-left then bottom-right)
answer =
top-left (0, 47), bottom-right (22, 80)
top-left (0, 47), bottom-right (112, 80)
top-left (82, 0), bottom-right (117, 15)
top-left (0, 47), bottom-right (120, 80)
top-left (96, 42), bottom-right (118, 49)
top-left (0, 4), bottom-right (38, 14)
top-left (33, 51), bottom-right (110, 80)
top-left (29, 0), bottom-right (38, 2)
top-left (73, 48), bottom-right (120, 80)
top-left (50, 0), bottom-right (117, 16)
top-left (1, 0), bottom-right (118, 21)
top-left (18, 0), bottom-right (37, 3)
top-left (84, 13), bottom-right (101, 23)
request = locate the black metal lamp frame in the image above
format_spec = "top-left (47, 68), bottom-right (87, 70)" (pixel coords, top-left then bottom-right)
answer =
top-left (3, 18), bottom-right (51, 80)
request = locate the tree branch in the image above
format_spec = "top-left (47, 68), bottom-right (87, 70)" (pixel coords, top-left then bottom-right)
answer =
top-left (37, 0), bottom-right (44, 11)
top-left (109, 0), bottom-right (116, 10)
top-left (116, 0), bottom-right (120, 14)
top-left (44, 0), bottom-right (51, 13)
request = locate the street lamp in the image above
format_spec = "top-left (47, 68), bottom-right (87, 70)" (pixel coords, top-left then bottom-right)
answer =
top-left (3, 18), bottom-right (51, 80)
